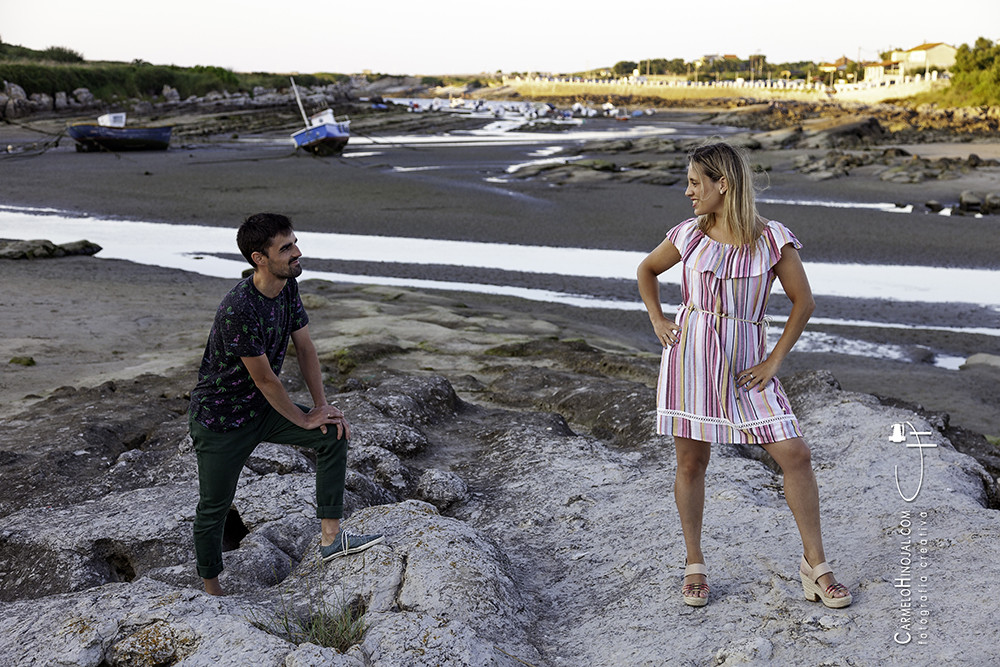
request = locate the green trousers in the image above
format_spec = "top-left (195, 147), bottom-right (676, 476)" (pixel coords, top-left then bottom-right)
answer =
top-left (190, 405), bottom-right (347, 579)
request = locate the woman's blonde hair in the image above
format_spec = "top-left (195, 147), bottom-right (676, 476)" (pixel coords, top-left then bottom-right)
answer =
top-left (689, 141), bottom-right (765, 246)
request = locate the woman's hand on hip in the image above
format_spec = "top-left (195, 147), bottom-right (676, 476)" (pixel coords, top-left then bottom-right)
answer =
top-left (737, 357), bottom-right (782, 392)
top-left (652, 316), bottom-right (681, 348)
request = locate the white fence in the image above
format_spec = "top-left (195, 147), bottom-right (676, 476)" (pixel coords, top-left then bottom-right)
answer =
top-left (500, 75), bottom-right (947, 104)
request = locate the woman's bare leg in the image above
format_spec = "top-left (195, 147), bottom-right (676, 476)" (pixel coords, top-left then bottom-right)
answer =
top-left (674, 436), bottom-right (711, 598)
top-left (762, 436), bottom-right (848, 597)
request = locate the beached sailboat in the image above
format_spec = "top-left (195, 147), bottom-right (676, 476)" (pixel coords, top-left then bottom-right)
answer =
top-left (67, 112), bottom-right (172, 152)
top-left (289, 78), bottom-right (350, 156)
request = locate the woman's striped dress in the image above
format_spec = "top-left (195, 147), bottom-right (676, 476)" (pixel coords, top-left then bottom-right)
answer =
top-left (656, 218), bottom-right (804, 444)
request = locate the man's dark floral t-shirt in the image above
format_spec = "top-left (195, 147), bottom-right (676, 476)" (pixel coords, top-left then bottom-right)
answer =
top-left (190, 276), bottom-right (308, 432)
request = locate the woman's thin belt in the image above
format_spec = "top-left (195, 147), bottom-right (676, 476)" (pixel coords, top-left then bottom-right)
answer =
top-left (680, 303), bottom-right (770, 326)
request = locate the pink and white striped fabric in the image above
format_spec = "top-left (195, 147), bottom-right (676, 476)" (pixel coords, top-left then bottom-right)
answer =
top-left (656, 218), bottom-right (804, 444)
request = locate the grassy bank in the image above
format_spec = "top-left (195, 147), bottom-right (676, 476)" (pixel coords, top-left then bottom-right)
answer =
top-left (5, 36), bottom-right (1000, 109)
top-left (0, 61), bottom-right (348, 100)
top-left (0, 42), bottom-right (347, 101)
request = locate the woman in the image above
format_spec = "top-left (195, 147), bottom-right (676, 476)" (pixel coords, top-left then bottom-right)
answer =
top-left (636, 141), bottom-right (851, 609)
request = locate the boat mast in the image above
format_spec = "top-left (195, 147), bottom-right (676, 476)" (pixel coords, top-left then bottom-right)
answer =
top-left (290, 77), bottom-right (310, 128)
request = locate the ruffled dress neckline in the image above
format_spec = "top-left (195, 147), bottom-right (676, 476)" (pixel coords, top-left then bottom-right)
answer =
top-left (673, 219), bottom-right (802, 280)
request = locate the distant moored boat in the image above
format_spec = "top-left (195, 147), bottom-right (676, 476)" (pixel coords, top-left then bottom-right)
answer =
top-left (67, 113), bottom-right (172, 152)
top-left (289, 78), bottom-right (350, 156)
top-left (290, 109), bottom-right (351, 156)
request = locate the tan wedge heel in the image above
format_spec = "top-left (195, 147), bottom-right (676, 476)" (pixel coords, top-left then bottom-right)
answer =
top-left (682, 562), bottom-right (709, 607)
top-left (799, 556), bottom-right (852, 608)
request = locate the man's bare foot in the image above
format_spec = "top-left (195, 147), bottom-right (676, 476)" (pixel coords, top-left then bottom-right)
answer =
top-left (203, 577), bottom-right (224, 596)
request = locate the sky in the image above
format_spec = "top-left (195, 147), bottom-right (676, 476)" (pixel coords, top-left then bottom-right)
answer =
top-left (2, 1), bottom-right (998, 75)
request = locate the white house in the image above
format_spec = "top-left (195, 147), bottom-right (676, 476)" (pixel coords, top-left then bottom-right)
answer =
top-left (864, 60), bottom-right (900, 84)
top-left (863, 42), bottom-right (956, 84)
top-left (890, 42), bottom-right (957, 75)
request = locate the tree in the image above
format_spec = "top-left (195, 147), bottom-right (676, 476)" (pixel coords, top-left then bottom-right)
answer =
top-left (42, 46), bottom-right (84, 63)
top-left (611, 60), bottom-right (638, 76)
top-left (953, 37), bottom-right (999, 73)
top-left (629, 58), bottom-right (689, 76)
top-left (946, 37), bottom-right (1000, 105)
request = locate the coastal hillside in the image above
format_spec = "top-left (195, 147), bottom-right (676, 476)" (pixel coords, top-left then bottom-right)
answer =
top-left (3, 36), bottom-right (1000, 121)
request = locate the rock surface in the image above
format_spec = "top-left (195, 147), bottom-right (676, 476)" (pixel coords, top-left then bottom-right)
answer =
top-left (508, 131), bottom-right (1000, 216)
top-left (1, 289), bottom-right (998, 664)
top-left (0, 238), bottom-right (102, 259)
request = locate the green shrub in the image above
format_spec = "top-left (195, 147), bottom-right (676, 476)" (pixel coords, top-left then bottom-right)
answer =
top-left (913, 36), bottom-right (1000, 107)
top-left (0, 41), bottom-right (79, 62)
top-left (41, 46), bottom-right (84, 63)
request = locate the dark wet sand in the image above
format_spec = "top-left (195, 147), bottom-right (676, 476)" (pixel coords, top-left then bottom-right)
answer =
top-left (1, 109), bottom-right (997, 438)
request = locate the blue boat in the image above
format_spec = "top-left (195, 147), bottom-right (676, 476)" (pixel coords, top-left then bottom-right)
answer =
top-left (290, 109), bottom-right (350, 156)
top-left (289, 78), bottom-right (350, 156)
top-left (68, 113), bottom-right (172, 152)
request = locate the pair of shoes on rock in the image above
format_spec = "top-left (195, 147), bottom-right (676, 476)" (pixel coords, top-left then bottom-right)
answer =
top-left (682, 562), bottom-right (709, 607)
top-left (680, 558), bottom-right (851, 609)
top-left (320, 530), bottom-right (384, 562)
top-left (800, 556), bottom-right (853, 608)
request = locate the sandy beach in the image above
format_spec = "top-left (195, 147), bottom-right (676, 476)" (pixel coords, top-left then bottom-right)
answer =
top-left (1, 103), bottom-right (998, 440)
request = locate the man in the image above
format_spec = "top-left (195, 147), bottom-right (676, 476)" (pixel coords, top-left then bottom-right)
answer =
top-left (189, 213), bottom-right (382, 596)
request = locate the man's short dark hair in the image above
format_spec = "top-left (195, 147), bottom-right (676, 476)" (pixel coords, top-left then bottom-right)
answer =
top-left (237, 213), bottom-right (293, 268)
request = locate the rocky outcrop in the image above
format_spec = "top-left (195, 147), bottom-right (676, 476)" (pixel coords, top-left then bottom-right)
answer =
top-left (3, 81), bottom-right (32, 119)
top-left (789, 147), bottom-right (1000, 186)
top-left (707, 99), bottom-right (1000, 142)
top-left (510, 156), bottom-right (685, 187)
top-left (963, 353), bottom-right (1000, 370)
top-left (73, 87), bottom-right (96, 107)
top-left (0, 79), bottom-right (356, 124)
top-left (549, 134), bottom-right (1000, 215)
top-left (0, 328), bottom-right (997, 664)
top-left (0, 238), bottom-right (102, 259)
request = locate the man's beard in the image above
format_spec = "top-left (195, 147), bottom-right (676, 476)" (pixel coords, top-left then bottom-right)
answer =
top-left (272, 259), bottom-right (302, 279)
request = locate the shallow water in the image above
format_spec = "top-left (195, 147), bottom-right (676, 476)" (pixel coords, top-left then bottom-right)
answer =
top-left (2, 205), bottom-right (998, 313)
top-left (3, 113), bottom-right (997, 370)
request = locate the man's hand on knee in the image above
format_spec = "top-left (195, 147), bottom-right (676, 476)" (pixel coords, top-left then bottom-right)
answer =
top-left (305, 406), bottom-right (351, 439)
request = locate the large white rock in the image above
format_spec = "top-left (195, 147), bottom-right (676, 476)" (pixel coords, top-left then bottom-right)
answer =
top-left (0, 362), bottom-right (997, 665)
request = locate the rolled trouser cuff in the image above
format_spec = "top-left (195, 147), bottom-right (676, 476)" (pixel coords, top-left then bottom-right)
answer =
top-left (317, 504), bottom-right (343, 519)
top-left (198, 561), bottom-right (224, 580)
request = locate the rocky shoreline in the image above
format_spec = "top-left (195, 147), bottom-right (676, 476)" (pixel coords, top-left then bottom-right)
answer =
top-left (0, 237), bottom-right (101, 259)
top-left (497, 111), bottom-right (1000, 218)
top-left (5, 76), bottom-right (1000, 143)
top-left (511, 94), bottom-right (1000, 142)
top-left (3, 86), bottom-right (1000, 663)
top-left (7, 75), bottom-right (1000, 216)
top-left (0, 273), bottom-right (998, 665)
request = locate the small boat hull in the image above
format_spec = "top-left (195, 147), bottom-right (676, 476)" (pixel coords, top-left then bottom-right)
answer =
top-left (291, 122), bottom-right (350, 156)
top-left (68, 124), bottom-right (172, 152)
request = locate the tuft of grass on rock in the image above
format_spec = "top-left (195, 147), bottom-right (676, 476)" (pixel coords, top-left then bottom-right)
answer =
top-left (8, 356), bottom-right (36, 367)
top-left (248, 593), bottom-right (367, 652)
